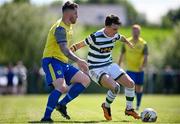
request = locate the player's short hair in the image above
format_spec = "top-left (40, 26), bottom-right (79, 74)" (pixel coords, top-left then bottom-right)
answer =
top-left (62, 1), bottom-right (78, 13)
top-left (132, 24), bottom-right (141, 30)
top-left (105, 15), bottom-right (122, 26)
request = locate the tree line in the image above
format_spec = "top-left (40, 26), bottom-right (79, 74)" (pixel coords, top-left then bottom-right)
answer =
top-left (0, 1), bottom-right (179, 69)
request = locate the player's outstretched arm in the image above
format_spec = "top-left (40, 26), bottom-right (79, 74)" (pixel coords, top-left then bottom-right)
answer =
top-left (121, 36), bottom-right (134, 48)
top-left (118, 52), bottom-right (124, 66)
top-left (59, 42), bottom-right (89, 74)
top-left (70, 41), bottom-right (86, 52)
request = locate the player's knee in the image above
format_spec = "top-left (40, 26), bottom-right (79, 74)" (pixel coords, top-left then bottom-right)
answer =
top-left (128, 79), bottom-right (135, 89)
top-left (82, 74), bottom-right (91, 87)
top-left (113, 83), bottom-right (120, 94)
top-left (135, 85), bottom-right (143, 92)
top-left (56, 86), bottom-right (68, 93)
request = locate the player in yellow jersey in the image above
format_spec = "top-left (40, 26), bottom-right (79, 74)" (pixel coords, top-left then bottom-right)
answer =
top-left (41, 1), bottom-right (90, 122)
top-left (119, 24), bottom-right (148, 110)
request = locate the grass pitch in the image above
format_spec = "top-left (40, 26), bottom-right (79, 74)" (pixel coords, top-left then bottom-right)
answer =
top-left (0, 94), bottom-right (180, 124)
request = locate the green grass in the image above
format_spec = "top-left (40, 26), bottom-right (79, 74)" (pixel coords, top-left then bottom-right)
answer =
top-left (0, 94), bottom-right (180, 123)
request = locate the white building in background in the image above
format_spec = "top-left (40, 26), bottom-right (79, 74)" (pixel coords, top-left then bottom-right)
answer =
top-left (49, 4), bottom-right (127, 25)
top-left (78, 5), bottom-right (127, 25)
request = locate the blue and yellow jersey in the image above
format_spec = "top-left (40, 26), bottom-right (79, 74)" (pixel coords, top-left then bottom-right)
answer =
top-left (122, 37), bottom-right (148, 72)
top-left (43, 18), bottom-right (73, 63)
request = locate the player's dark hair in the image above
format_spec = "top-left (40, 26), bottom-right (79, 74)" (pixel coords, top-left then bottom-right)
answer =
top-left (105, 15), bottom-right (121, 26)
top-left (62, 1), bottom-right (78, 13)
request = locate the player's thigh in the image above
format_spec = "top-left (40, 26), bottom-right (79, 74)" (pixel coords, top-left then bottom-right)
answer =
top-left (116, 73), bottom-right (134, 88)
top-left (100, 74), bottom-right (117, 91)
top-left (63, 64), bottom-right (90, 87)
top-left (89, 65), bottom-right (117, 90)
top-left (42, 58), bottom-right (64, 85)
top-left (70, 70), bottom-right (90, 87)
top-left (42, 58), bottom-right (69, 93)
top-left (126, 71), bottom-right (137, 83)
top-left (108, 63), bottom-right (125, 81)
top-left (136, 71), bottom-right (144, 85)
top-left (52, 78), bottom-right (68, 93)
top-left (135, 72), bottom-right (144, 92)
top-left (107, 63), bottom-right (133, 88)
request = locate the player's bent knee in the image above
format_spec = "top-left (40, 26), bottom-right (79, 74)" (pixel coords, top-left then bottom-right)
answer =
top-left (81, 74), bottom-right (91, 87)
top-left (56, 86), bottom-right (68, 93)
top-left (53, 78), bottom-right (68, 93)
top-left (130, 81), bottom-right (135, 88)
top-left (127, 80), bottom-right (135, 89)
top-left (114, 83), bottom-right (120, 94)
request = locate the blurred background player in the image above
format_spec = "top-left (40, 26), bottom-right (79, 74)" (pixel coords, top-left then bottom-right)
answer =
top-left (41, 1), bottom-right (90, 122)
top-left (70, 15), bottom-right (140, 120)
top-left (6, 63), bottom-right (15, 94)
top-left (163, 65), bottom-right (174, 94)
top-left (119, 24), bottom-right (148, 110)
top-left (14, 61), bottom-right (27, 94)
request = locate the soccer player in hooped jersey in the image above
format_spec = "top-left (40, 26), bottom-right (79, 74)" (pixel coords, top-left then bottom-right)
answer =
top-left (41, 1), bottom-right (90, 122)
top-left (70, 15), bottom-right (140, 120)
top-left (119, 24), bottom-right (148, 110)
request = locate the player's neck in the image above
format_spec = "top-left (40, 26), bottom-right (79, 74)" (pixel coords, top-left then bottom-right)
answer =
top-left (104, 28), bottom-right (114, 37)
top-left (133, 36), bottom-right (139, 42)
top-left (62, 17), bottom-right (71, 26)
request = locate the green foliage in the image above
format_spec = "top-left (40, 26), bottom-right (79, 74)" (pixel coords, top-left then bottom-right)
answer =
top-left (120, 1), bottom-right (145, 25)
top-left (75, 0), bottom-right (123, 4)
top-left (162, 22), bottom-right (180, 68)
top-left (161, 8), bottom-right (180, 27)
top-left (50, 1), bottom-right (63, 6)
top-left (0, 3), bottom-right (57, 67)
top-left (0, 2), bottom-right (174, 69)
top-left (12, 0), bottom-right (30, 3)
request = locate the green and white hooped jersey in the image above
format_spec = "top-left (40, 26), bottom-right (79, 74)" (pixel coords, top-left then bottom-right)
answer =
top-left (84, 28), bottom-right (122, 70)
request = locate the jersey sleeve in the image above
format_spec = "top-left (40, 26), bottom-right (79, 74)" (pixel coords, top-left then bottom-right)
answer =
top-left (143, 44), bottom-right (148, 55)
top-left (117, 34), bottom-right (121, 40)
top-left (84, 33), bottom-right (96, 45)
top-left (118, 34), bottom-right (126, 43)
top-left (54, 26), bottom-right (67, 43)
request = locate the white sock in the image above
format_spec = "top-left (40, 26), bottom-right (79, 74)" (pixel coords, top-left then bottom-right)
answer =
top-left (105, 90), bottom-right (117, 108)
top-left (125, 87), bottom-right (135, 109)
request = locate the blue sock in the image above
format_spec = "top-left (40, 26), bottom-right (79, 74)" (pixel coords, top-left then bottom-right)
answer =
top-left (136, 92), bottom-right (143, 107)
top-left (59, 83), bottom-right (85, 106)
top-left (44, 89), bottom-right (61, 119)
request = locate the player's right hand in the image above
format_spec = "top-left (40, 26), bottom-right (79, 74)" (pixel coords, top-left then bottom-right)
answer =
top-left (128, 42), bottom-right (135, 48)
top-left (70, 46), bottom-right (75, 52)
top-left (77, 59), bottom-right (89, 75)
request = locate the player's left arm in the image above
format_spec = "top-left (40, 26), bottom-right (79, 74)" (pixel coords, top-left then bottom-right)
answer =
top-left (54, 26), bottom-right (89, 73)
top-left (118, 44), bottom-right (125, 66)
top-left (120, 35), bottom-right (134, 48)
top-left (70, 41), bottom-right (86, 52)
top-left (70, 33), bottom-right (95, 52)
top-left (140, 44), bottom-right (148, 71)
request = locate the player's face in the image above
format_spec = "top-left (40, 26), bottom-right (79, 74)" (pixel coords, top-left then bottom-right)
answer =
top-left (109, 24), bottom-right (119, 36)
top-left (132, 27), bottom-right (140, 38)
top-left (69, 8), bottom-right (78, 24)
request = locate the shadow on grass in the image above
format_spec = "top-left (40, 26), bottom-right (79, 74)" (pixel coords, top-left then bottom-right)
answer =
top-left (28, 120), bottom-right (130, 123)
